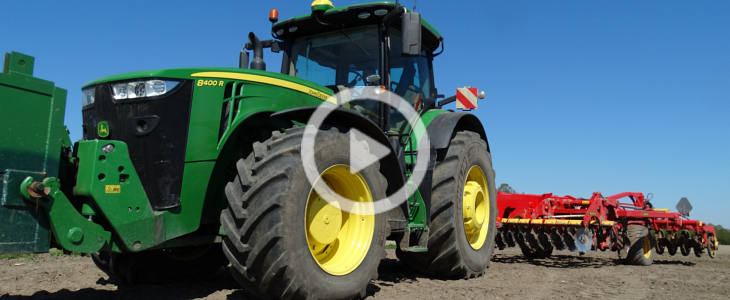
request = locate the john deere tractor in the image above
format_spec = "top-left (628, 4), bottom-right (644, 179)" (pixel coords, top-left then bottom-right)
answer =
top-left (1, 1), bottom-right (496, 298)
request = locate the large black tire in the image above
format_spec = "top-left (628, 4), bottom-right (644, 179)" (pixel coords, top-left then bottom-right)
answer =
top-left (91, 244), bottom-right (227, 284)
top-left (624, 225), bottom-right (655, 266)
top-left (397, 130), bottom-right (497, 278)
top-left (221, 126), bottom-right (387, 299)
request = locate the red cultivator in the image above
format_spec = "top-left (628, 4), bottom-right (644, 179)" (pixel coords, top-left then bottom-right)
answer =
top-left (495, 191), bottom-right (719, 265)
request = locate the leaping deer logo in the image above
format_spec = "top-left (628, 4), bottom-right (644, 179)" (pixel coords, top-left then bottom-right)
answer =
top-left (98, 121), bottom-right (110, 138)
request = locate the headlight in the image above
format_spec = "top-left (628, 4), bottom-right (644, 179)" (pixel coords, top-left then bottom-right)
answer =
top-left (111, 80), bottom-right (180, 100)
top-left (82, 87), bottom-right (95, 106)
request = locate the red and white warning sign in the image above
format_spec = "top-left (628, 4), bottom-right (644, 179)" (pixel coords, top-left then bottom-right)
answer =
top-left (456, 87), bottom-right (478, 110)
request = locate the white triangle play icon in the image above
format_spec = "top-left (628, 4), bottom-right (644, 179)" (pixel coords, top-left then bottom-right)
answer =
top-left (349, 128), bottom-right (392, 174)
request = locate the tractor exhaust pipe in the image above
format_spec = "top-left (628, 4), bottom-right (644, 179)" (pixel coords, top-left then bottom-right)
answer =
top-left (248, 32), bottom-right (266, 71)
top-left (239, 48), bottom-right (249, 69)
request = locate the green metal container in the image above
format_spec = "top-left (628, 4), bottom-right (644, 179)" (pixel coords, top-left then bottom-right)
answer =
top-left (0, 52), bottom-right (67, 253)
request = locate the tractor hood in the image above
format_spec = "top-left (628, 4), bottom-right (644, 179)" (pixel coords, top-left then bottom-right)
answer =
top-left (83, 67), bottom-right (333, 101)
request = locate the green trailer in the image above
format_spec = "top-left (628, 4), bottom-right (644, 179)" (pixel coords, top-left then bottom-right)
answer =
top-left (0, 1), bottom-right (496, 298)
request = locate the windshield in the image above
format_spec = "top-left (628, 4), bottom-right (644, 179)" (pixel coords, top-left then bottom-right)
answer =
top-left (288, 25), bottom-right (380, 91)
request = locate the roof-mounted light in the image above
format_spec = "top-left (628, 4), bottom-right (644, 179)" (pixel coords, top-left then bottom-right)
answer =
top-left (311, 0), bottom-right (334, 13)
top-left (269, 9), bottom-right (279, 23)
top-left (374, 9), bottom-right (388, 16)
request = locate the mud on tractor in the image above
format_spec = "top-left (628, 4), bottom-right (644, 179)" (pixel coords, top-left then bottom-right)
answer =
top-left (1, 1), bottom-right (496, 298)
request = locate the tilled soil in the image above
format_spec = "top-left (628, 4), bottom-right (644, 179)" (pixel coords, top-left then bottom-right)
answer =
top-left (1, 246), bottom-right (728, 299)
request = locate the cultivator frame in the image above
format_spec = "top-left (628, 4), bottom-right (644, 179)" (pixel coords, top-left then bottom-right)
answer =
top-left (495, 191), bottom-right (718, 263)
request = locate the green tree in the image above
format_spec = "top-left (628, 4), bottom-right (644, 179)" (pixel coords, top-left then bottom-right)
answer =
top-left (498, 183), bottom-right (516, 194)
top-left (714, 225), bottom-right (730, 245)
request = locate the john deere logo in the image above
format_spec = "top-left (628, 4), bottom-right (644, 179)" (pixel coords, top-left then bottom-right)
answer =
top-left (97, 121), bottom-right (110, 138)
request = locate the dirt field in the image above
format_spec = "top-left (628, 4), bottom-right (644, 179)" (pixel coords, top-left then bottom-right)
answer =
top-left (1, 246), bottom-right (728, 300)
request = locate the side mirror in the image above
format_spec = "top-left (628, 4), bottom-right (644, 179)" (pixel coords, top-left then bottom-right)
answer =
top-left (365, 74), bottom-right (381, 85)
top-left (401, 11), bottom-right (422, 56)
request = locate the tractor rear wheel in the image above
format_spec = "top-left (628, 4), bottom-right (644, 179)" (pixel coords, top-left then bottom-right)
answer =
top-left (91, 244), bottom-right (227, 284)
top-left (221, 126), bottom-right (387, 299)
top-left (624, 225), bottom-right (654, 266)
top-left (397, 130), bottom-right (496, 278)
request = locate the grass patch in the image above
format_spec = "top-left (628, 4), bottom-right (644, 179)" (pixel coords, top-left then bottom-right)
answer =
top-left (385, 243), bottom-right (397, 249)
top-left (49, 248), bottom-right (65, 257)
top-left (0, 253), bottom-right (37, 260)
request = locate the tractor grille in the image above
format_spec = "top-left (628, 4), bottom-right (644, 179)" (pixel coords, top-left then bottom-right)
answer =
top-left (81, 80), bottom-right (193, 210)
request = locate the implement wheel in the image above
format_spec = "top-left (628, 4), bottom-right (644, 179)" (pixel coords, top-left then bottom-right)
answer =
top-left (397, 131), bottom-right (496, 278)
top-left (221, 127), bottom-right (387, 299)
top-left (667, 232), bottom-right (679, 256)
top-left (91, 245), bottom-right (227, 284)
top-left (707, 234), bottom-right (718, 258)
top-left (624, 225), bottom-right (655, 266)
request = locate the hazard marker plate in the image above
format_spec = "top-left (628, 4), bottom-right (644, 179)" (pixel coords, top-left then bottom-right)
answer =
top-left (456, 87), bottom-right (478, 110)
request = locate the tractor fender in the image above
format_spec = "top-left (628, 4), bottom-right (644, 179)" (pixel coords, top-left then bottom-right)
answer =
top-left (426, 111), bottom-right (490, 152)
top-left (271, 107), bottom-right (409, 229)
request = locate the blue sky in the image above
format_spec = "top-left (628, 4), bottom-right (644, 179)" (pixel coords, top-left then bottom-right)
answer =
top-left (2, 1), bottom-right (728, 227)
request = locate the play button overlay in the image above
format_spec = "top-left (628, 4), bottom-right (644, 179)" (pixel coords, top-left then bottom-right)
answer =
top-left (349, 128), bottom-right (391, 174)
top-left (301, 86), bottom-right (431, 215)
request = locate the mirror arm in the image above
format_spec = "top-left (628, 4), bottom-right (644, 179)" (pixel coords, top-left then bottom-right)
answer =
top-left (436, 95), bottom-right (457, 108)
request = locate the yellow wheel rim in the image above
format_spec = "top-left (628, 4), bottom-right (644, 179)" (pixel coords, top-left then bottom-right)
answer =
top-left (305, 164), bottom-right (375, 276)
top-left (462, 165), bottom-right (490, 250)
top-left (642, 236), bottom-right (652, 259)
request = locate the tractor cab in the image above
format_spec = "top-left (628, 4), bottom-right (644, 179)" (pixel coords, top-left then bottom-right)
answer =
top-left (244, 1), bottom-right (443, 131)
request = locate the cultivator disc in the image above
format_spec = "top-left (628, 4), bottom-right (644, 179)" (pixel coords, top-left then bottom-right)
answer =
top-left (549, 229), bottom-right (565, 250)
top-left (495, 231), bottom-right (506, 250)
top-left (573, 228), bottom-right (594, 254)
top-left (562, 228), bottom-right (578, 251)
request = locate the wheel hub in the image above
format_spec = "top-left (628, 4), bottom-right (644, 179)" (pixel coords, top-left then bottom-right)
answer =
top-left (462, 165), bottom-right (490, 250)
top-left (307, 196), bottom-right (343, 245)
top-left (463, 181), bottom-right (486, 234)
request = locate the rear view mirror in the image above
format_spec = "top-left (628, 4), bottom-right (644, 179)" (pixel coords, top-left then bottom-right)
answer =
top-left (365, 74), bottom-right (381, 85)
top-left (401, 11), bottom-right (422, 56)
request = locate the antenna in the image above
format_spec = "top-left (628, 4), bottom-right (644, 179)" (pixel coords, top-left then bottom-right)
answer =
top-left (414, 0), bottom-right (417, 11)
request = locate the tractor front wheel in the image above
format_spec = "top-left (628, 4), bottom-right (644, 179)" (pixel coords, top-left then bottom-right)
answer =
top-left (221, 126), bottom-right (387, 299)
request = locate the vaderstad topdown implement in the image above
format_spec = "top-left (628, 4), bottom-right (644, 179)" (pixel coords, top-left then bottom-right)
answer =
top-left (495, 191), bottom-right (719, 264)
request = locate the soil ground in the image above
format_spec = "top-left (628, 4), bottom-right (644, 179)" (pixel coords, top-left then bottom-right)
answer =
top-left (1, 245), bottom-right (728, 299)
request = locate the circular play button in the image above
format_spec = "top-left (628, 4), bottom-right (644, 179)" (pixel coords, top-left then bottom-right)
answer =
top-left (301, 86), bottom-right (431, 215)
top-left (349, 128), bottom-right (392, 174)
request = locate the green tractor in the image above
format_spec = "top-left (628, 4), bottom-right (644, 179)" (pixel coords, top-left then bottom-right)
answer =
top-left (0, 1), bottom-right (496, 298)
